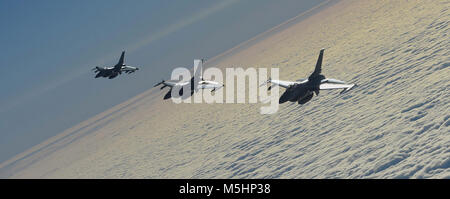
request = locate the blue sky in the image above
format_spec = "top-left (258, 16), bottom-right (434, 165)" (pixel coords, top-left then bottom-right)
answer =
top-left (0, 0), bottom-right (325, 162)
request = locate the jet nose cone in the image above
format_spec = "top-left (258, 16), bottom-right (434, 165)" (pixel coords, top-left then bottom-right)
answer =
top-left (136, 67), bottom-right (139, 70)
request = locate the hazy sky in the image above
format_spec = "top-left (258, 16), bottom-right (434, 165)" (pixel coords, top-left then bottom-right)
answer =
top-left (0, 0), bottom-right (325, 162)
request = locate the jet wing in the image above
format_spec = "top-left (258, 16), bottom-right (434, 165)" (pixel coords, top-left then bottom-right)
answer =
top-left (121, 67), bottom-right (136, 73)
top-left (319, 78), bottom-right (355, 93)
top-left (162, 81), bottom-right (180, 88)
top-left (270, 80), bottom-right (298, 88)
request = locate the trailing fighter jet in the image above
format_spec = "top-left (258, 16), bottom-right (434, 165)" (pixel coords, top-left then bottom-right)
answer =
top-left (92, 51), bottom-right (139, 79)
top-left (262, 48), bottom-right (356, 105)
top-left (153, 59), bottom-right (224, 100)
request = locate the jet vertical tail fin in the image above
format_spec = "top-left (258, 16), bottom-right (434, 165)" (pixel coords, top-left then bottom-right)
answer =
top-left (114, 51), bottom-right (125, 71)
top-left (309, 48), bottom-right (324, 78)
top-left (118, 51), bottom-right (125, 66)
top-left (193, 59), bottom-right (203, 78)
top-left (192, 59), bottom-right (203, 91)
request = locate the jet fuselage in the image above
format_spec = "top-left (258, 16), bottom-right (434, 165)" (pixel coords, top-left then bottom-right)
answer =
top-left (279, 74), bottom-right (325, 104)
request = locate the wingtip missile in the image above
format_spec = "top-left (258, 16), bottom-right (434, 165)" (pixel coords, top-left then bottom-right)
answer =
top-left (153, 80), bottom-right (165, 87)
top-left (339, 83), bottom-right (356, 94)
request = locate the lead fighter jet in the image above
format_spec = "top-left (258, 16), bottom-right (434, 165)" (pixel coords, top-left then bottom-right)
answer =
top-left (92, 51), bottom-right (139, 79)
top-left (262, 48), bottom-right (356, 105)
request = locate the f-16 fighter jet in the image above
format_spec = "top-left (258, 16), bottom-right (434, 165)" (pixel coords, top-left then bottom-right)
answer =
top-left (154, 59), bottom-right (224, 100)
top-left (262, 48), bottom-right (355, 105)
top-left (92, 51), bottom-right (139, 79)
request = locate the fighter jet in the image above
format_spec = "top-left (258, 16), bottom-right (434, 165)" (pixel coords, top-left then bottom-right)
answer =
top-left (92, 51), bottom-right (139, 79)
top-left (262, 48), bottom-right (355, 105)
top-left (153, 59), bottom-right (224, 100)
